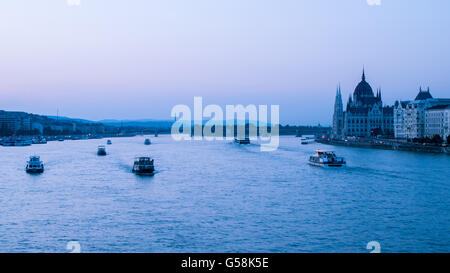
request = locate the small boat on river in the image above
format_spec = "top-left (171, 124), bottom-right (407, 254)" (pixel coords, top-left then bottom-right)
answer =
top-left (308, 150), bottom-right (346, 167)
top-left (132, 157), bottom-right (155, 176)
top-left (300, 136), bottom-right (315, 145)
top-left (26, 156), bottom-right (44, 173)
top-left (97, 145), bottom-right (107, 156)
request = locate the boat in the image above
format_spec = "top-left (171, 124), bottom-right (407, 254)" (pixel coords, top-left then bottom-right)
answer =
top-left (132, 157), bottom-right (155, 175)
top-left (32, 137), bottom-right (47, 144)
top-left (97, 145), bottom-right (107, 156)
top-left (107, 139), bottom-right (112, 145)
top-left (1, 138), bottom-right (16, 146)
top-left (26, 156), bottom-right (44, 173)
top-left (1, 137), bottom-right (32, 146)
top-left (16, 138), bottom-right (32, 146)
top-left (309, 150), bottom-right (346, 167)
top-left (234, 137), bottom-right (250, 144)
top-left (144, 138), bottom-right (151, 145)
top-left (57, 137), bottom-right (65, 142)
top-left (300, 136), bottom-right (315, 145)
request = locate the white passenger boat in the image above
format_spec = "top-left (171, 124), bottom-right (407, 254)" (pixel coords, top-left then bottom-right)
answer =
top-left (26, 156), bottom-right (44, 173)
top-left (300, 137), bottom-right (315, 145)
top-left (107, 139), bottom-right (112, 145)
top-left (132, 157), bottom-right (155, 175)
top-left (308, 150), bottom-right (346, 167)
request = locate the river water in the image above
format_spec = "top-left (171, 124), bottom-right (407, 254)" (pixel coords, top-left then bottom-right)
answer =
top-left (0, 135), bottom-right (448, 252)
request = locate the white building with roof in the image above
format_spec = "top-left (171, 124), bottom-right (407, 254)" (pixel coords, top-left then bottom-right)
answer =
top-left (394, 87), bottom-right (450, 139)
top-left (425, 104), bottom-right (450, 139)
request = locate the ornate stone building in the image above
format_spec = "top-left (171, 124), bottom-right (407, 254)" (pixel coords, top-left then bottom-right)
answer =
top-left (332, 70), bottom-right (394, 139)
top-left (394, 88), bottom-right (450, 139)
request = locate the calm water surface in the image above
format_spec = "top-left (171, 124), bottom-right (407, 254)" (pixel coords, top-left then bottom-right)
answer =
top-left (0, 136), bottom-right (449, 252)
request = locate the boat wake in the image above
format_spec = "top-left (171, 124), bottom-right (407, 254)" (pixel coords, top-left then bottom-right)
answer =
top-left (344, 166), bottom-right (413, 181)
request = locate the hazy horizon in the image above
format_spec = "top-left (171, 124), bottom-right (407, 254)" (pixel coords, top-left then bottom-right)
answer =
top-left (1, 0), bottom-right (450, 125)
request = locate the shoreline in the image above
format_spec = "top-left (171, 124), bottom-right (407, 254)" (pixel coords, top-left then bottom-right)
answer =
top-left (316, 138), bottom-right (450, 155)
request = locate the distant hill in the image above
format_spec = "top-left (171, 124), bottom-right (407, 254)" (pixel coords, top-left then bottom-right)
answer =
top-left (47, 116), bottom-right (98, 124)
top-left (99, 119), bottom-right (174, 129)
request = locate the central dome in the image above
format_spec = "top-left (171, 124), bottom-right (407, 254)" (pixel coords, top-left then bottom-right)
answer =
top-left (354, 70), bottom-right (374, 99)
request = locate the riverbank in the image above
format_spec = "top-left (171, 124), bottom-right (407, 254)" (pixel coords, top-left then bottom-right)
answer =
top-left (317, 138), bottom-right (450, 154)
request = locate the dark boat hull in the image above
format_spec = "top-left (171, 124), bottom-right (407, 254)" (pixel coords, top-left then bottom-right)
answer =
top-left (26, 169), bottom-right (44, 173)
top-left (133, 171), bottom-right (155, 176)
top-left (234, 139), bottom-right (250, 144)
top-left (308, 161), bottom-right (345, 168)
top-left (132, 165), bottom-right (155, 175)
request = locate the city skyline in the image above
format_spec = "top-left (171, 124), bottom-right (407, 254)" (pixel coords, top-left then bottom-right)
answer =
top-left (1, 0), bottom-right (450, 125)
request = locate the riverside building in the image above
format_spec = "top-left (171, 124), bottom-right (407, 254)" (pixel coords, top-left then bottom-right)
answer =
top-left (332, 70), bottom-right (394, 139)
top-left (394, 88), bottom-right (450, 139)
top-left (424, 104), bottom-right (450, 139)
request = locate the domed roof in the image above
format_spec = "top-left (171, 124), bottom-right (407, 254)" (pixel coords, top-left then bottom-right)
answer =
top-left (354, 70), bottom-right (374, 99)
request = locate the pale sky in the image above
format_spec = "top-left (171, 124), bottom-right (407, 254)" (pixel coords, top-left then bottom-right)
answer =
top-left (1, 0), bottom-right (449, 125)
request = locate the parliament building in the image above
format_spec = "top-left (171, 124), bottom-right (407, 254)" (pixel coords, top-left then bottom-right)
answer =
top-left (332, 70), bottom-right (394, 139)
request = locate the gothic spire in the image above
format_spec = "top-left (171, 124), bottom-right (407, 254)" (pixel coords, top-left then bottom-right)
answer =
top-left (362, 67), bottom-right (366, 81)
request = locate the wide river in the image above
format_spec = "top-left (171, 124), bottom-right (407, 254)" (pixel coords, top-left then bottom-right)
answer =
top-left (0, 135), bottom-right (448, 252)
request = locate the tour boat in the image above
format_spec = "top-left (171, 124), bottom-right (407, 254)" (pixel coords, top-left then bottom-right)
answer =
top-left (300, 137), bottom-right (315, 145)
top-left (132, 157), bottom-right (155, 175)
top-left (1, 138), bottom-right (16, 146)
top-left (308, 150), bottom-right (346, 167)
top-left (26, 156), bottom-right (44, 173)
top-left (107, 139), bottom-right (112, 145)
top-left (234, 137), bottom-right (250, 145)
top-left (144, 138), bottom-right (151, 145)
top-left (2, 137), bottom-right (32, 146)
top-left (97, 145), bottom-right (107, 156)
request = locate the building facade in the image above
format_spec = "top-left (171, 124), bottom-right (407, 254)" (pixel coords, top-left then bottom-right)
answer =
top-left (424, 105), bottom-right (450, 139)
top-left (332, 70), bottom-right (394, 139)
top-left (0, 111), bottom-right (30, 134)
top-left (394, 88), bottom-right (450, 139)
